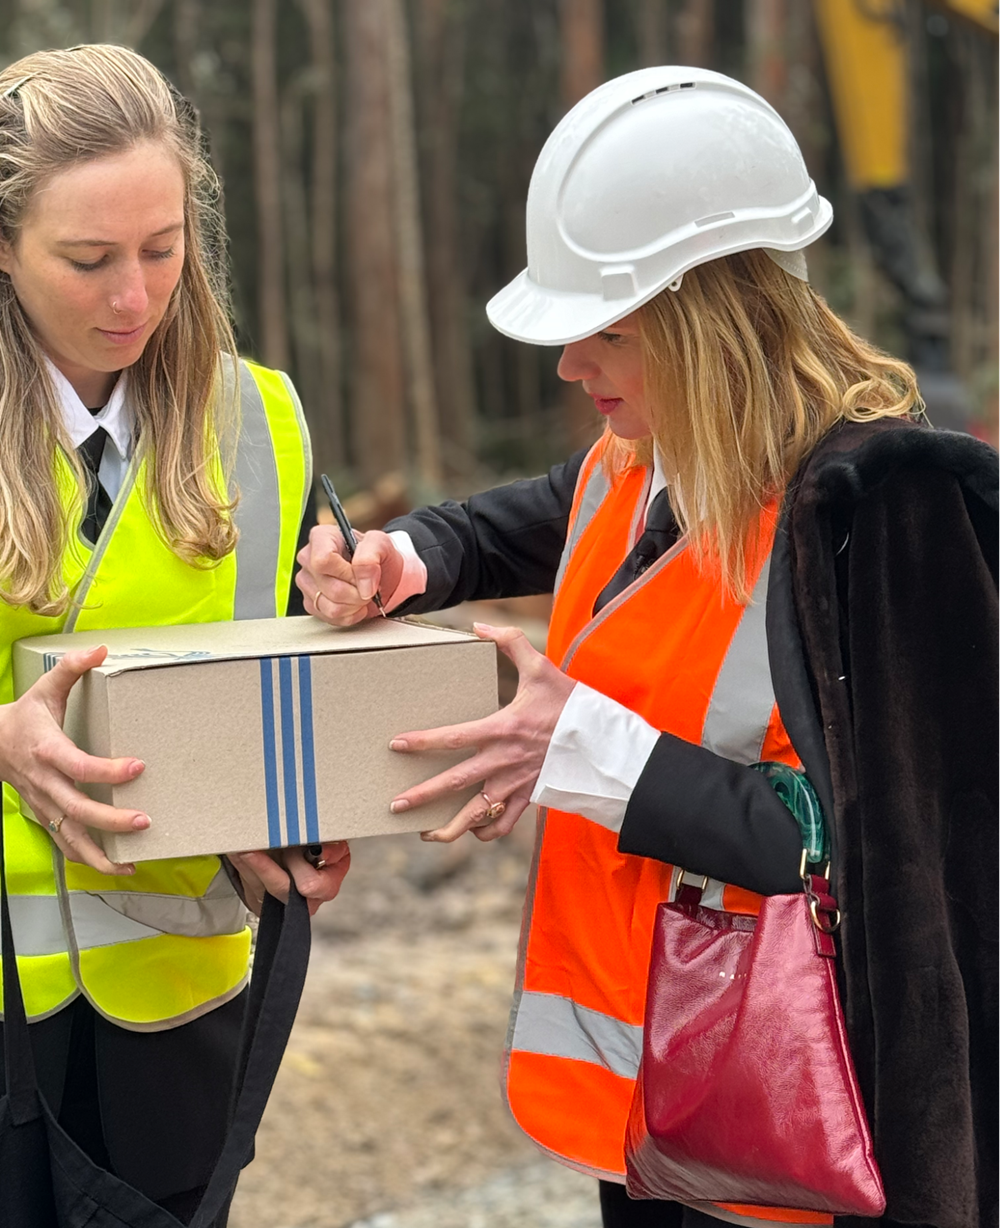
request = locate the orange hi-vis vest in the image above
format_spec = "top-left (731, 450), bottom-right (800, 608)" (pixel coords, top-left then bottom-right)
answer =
top-left (503, 440), bottom-right (832, 1228)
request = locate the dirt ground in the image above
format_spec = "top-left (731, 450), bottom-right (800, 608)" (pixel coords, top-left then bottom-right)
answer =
top-left (229, 779), bottom-right (600, 1228)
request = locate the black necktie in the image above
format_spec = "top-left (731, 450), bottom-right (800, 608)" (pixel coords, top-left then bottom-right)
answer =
top-left (78, 426), bottom-right (113, 543)
top-left (593, 487), bottom-right (678, 614)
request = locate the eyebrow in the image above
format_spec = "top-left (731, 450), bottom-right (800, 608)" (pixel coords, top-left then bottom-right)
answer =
top-left (56, 222), bottom-right (184, 247)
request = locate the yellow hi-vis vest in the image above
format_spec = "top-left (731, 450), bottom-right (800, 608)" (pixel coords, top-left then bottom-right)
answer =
top-left (0, 359), bottom-right (311, 1030)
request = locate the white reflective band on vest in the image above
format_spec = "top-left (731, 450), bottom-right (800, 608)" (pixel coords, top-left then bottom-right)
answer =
top-left (554, 459), bottom-right (610, 596)
top-left (511, 990), bottom-right (642, 1081)
top-left (700, 552), bottom-right (774, 765)
top-left (7, 868), bottom-right (246, 957)
top-left (231, 361), bottom-right (288, 620)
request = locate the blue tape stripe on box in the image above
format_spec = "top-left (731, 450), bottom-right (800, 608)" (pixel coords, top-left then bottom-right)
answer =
top-left (259, 659), bottom-right (282, 848)
top-left (297, 656), bottom-right (320, 844)
top-left (278, 656), bottom-right (301, 845)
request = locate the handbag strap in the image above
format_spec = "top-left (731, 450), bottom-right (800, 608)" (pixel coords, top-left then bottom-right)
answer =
top-left (675, 764), bottom-right (834, 921)
top-left (1, 794), bottom-right (311, 1221)
top-left (189, 880), bottom-right (311, 1228)
top-left (1, 805), bottom-right (44, 1127)
top-left (751, 761), bottom-right (829, 872)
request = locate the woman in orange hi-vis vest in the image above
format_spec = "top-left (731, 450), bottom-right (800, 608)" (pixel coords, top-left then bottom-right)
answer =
top-left (298, 68), bottom-right (996, 1228)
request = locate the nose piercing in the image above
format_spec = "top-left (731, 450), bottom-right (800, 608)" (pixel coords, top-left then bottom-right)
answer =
top-left (111, 300), bottom-right (122, 315)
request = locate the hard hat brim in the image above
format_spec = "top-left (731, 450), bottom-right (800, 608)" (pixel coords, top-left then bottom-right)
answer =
top-left (486, 201), bottom-right (833, 347)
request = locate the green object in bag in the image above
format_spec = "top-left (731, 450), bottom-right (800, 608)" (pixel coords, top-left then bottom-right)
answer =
top-left (751, 761), bottom-right (829, 870)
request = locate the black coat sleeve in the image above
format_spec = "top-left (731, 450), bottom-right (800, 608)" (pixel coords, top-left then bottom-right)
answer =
top-left (383, 449), bottom-right (587, 612)
top-left (617, 736), bottom-right (804, 895)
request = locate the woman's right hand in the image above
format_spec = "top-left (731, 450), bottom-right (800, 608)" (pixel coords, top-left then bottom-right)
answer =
top-left (0, 644), bottom-right (150, 876)
top-left (295, 524), bottom-right (404, 626)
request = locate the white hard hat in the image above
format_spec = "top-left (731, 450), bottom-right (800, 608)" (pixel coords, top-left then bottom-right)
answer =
top-left (487, 66), bottom-right (833, 346)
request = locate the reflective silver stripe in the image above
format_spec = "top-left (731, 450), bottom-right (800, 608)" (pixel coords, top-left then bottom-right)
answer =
top-left (553, 454), bottom-right (611, 596)
top-left (62, 452), bottom-right (141, 633)
top-left (7, 870), bottom-right (245, 957)
top-left (700, 552), bottom-right (775, 765)
top-left (510, 989), bottom-right (642, 1081)
top-left (6, 894), bottom-right (69, 957)
top-left (232, 360), bottom-right (283, 620)
top-left (92, 867), bottom-right (247, 940)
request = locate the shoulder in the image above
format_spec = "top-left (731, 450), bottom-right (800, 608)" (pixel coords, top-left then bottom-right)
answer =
top-left (791, 418), bottom-right (998, 526)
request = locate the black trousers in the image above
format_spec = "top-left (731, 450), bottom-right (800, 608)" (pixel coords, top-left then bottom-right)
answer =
top-left (599, 1181), bottom-right (727, 1228)
top-left (0, 990), bottom-right (247, 1225)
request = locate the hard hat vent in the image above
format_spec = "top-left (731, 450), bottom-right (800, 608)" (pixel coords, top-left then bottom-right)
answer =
top-left (631, 81), bottom-right (697, 105)
top-left (695, 211), bottom-right (736, 228)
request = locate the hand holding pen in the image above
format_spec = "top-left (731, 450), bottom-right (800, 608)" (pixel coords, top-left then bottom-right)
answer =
top-left (320, 474), bottom-right (387, 618)
top-left (294, 477), bottom-right (404, 626)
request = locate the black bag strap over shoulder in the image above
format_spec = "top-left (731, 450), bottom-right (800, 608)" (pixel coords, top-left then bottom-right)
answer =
top-left (1, 817), bottom-right (44, 1129)
top-left (1, 799), bottom-right (311, 1228)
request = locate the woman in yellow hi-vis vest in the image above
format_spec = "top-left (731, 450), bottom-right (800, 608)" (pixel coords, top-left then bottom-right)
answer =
top-left (298, 68), bottom-right (996, 1228)
top-left (0, 46), bottom-right (349, 1223)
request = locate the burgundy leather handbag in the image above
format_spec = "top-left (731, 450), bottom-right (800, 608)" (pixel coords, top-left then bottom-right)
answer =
top-left (624, 766), bottom-right (885, 1216)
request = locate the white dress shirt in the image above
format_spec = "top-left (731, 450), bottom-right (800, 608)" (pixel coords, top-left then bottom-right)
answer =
top-left (389, 450), bottom-right (670, 832)
top-left (47, 358), bottom-right (132, 501)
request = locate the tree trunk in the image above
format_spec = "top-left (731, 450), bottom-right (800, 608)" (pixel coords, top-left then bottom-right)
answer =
top-left (415, 0), bottom-right (478, 481)
top-left (173, 0), bottom-right (199, 100)
top-left (298, 0), bottom-right (343, 475)
top-left (251, 0), bottom-right (288, 369)
top-left (746, 0), bottom-right (786, 106)
top-left (341, 0), bottom-right (407, 481)
top-left (635, 0), bottom-right (668, 67)
top-left (281, 78), bottom-right (323, 436)
top-left (676, 0), bottom-right (714, 67)
top-left (559, 0), bottom-right (605, 453)
top-left (559, 0), bottom-right (604, 108)
top-left (386, 0), bottom-right (443, 494)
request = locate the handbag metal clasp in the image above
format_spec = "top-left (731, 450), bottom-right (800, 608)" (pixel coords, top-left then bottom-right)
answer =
top-left (676, 869), bottom-right (709, 893)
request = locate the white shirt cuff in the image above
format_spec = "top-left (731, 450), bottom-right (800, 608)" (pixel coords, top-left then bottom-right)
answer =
top-left (530, 682), bottom-right (660, 832)
top-left (384, 530), bottom-right (428, 611)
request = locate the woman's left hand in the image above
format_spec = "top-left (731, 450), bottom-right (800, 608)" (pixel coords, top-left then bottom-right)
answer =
top-left (227, 841), bottom-right (351, 917)
top-left (387, 623), bottom-right (576, 843)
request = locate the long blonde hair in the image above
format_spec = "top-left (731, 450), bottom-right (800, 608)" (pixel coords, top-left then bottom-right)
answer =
top-left (0, 44), bottom-right (239, 616)
top-left (606, 248), bottom-right (920, 601)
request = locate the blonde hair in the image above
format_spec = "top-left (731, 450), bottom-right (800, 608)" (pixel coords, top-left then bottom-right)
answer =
top-left (606, 248), bottom-right (920, 601)
top-left (0, 44), bottom-right (238, 616)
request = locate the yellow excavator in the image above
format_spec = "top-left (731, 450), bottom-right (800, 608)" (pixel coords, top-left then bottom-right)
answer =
top-left (814, 0), bottom-right (997, 430)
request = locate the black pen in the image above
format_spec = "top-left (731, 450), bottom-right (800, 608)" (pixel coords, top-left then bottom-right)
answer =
top-left (320, 473), bottom-right (387, 617)
top-left (304, 844), bottom-right (328, 870)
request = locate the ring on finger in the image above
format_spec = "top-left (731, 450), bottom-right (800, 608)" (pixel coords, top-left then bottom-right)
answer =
top-left (480, 791), bottom-right (506, 821)
top-left (48, 814), bottom-right (66, 835)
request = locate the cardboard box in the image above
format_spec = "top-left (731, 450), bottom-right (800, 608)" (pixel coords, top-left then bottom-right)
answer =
top-left (13, 617), bottom-right (498, 862)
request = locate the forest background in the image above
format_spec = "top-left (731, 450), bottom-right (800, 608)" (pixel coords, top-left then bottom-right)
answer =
top-left (1, 0), bottom-right (997, 510)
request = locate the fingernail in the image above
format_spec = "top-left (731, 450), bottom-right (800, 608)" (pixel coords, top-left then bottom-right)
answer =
top-left (389, 738), bottom-right (408, 751)
top-left (472, 622), bottom-right (495, 633)
top-left (390, 799), bottom-right (410, 814)
top-left (420, 831), bottom-right (435, 842)
top-left (131, 814), bottom-right (151, 830)
top-left (129, 759), bottom-right (145, 776)
top-left (357, 580), bottom-right (373, 600)
top-left (117, 863), bottom-right (136, 875)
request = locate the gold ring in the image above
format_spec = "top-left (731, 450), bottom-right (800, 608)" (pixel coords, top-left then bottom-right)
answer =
top-left (481, 792), bottom-right (506, 821)
top-left (48, 815), bottom-right (66, 835)
top-left (312, 858), bottom-right (329, 870)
